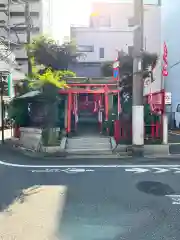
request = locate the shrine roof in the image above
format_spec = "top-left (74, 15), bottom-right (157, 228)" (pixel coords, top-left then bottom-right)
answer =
top-left (64, 77), bottom-right (118, 85)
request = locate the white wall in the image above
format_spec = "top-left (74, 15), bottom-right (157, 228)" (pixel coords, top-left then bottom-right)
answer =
top-left (42, 0), bottom-right (53, 36)
top-left (72, 28), bottom-right (133, 62)
top-left (143, 3), bottom-right (162, 95)
top-left (9, 1), bottom-right (41, 13)
top-left (161, 0), bottom-right (180, 112)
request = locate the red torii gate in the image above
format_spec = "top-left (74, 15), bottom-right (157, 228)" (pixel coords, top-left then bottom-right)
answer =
top-left (59, 83), bottom-right (120, 134)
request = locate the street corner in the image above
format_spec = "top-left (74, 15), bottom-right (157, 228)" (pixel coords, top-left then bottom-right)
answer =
top-left (169, 130), bottom-right (180, 144)
top-left (169, 130), bottom-right (180, 135)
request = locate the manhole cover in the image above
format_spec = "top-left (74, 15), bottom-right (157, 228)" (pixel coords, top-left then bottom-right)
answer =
top-left (136, 181), bottom-right (175, 196)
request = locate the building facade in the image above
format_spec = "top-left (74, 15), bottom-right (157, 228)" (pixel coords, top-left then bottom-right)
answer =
top-left (0, 0), bottom-right (53, 74)
top-left (0, 0), bottom-right (26, 126)
top-left (161, 0), bottom-right (180, 113)
top-left (70, 1), bottom-right (161, 92)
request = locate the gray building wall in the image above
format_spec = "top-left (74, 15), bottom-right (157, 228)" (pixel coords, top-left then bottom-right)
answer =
top-left (68, 63), bottom-right (102, 78)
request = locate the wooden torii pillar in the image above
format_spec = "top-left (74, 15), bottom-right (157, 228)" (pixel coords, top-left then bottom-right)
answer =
top-left (104, 85), bottom-right (109, 121)
top-left (67, 92), bottom-right (72, 134)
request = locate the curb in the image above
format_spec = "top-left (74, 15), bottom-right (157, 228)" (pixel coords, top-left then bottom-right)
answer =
top-left (2, 139), bottom-right (179, 161)
top-left (143, 144), bottom-right (169, 156)
top-left (169, 131), bottom-right (180, 136)
top-left (2, 139), bottom-right (67, 160)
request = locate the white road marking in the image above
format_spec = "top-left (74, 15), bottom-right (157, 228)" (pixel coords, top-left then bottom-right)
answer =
top-left (152, 168), bottom-right (170, 173)
top-left (125, 168), bottom-right (149, 173)
top-left (1, 160), bottom-right (180, 168)
top-left (171, 168), bottom-right (180, 173)
top-left (30, 168), bottom-right (95, 173)
top-left (61, 168), bottom-right (94, 173)
top-left (125, 167), bottom-right (180, 174)
top-left (166, 195), bottom-right (180, 204)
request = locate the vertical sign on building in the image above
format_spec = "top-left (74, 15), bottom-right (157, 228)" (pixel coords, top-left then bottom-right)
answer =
top-left (8, 73), bottom-right (14, 98)
top-left (162, 42), bottom-right (168, 77)
top-left (113, 60), bottom-right (119, 81)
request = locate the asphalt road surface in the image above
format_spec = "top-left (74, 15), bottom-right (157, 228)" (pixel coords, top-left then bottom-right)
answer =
top-left (0, 155), bottom-right (180, 239)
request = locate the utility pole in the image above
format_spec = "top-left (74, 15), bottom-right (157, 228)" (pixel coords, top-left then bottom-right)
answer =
top-left (25, 1), bottom-right (32, 75)
top-left (0, 73), bottom-right (4, 143)
top-left (132, 0), bottom-right (144, 155)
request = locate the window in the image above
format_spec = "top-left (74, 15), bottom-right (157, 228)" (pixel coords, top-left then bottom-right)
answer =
top-left (10, 12), bottom-right (39, 17)
top-left (77, 45), bottom-right (94, 52)
top-left (10, 26), bottom-right (40, 33)
top-left (99, 48), bottom-right (104, 58)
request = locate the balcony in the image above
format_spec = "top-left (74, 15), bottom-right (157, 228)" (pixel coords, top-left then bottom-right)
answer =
top-left (10, 1), bottom-right (41, 12)
top-left (10, 26), bottom-right (40, 33)
top-left (10, 11), bottom-right (39, 17)
top-left (9, 16), bottom-right (40, 27)
top-left (0, 4), bottom-right (8, 14)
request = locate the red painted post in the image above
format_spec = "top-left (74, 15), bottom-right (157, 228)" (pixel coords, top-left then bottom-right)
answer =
top-left (14, 125), bottom-right (20, 138)
top-left (151, 122), bottom-right (155, 138)
top-left (114, 120), bottom-right (120, 143)
top-left (117, 91), bottom-right (121, 118)
top-left (114, 120), bottom-right (117, 143)
top-left (74, 94), bottom-right (78, 131)
top-left (67, 92), bottom-right (72, 134)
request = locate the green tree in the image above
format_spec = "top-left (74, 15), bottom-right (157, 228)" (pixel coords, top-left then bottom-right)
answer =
top-left (118, 51), bottom-right (158, 116)
top-left (25, 35), bottom-right (79, 71)
top-left (101, 62), bottom-right (113, 77)
top-left (15, 36), bottom-right (77, 96)
top-left (11, 36), bottom-right (78, 145)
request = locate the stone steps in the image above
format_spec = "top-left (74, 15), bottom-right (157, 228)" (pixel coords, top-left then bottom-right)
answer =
top-left (65, 136), bottom-right (112, 154)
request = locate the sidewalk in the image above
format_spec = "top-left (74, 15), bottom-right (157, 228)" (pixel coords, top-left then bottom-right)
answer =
top-left (0, 129), bottom-right (13, 142)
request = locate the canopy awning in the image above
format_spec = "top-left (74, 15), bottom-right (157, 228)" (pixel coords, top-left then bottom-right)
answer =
top-left (16, 90), bottom-right (41, 99)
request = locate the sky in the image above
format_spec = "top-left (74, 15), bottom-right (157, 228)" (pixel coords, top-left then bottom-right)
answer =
top-left (52, 0), bottom-right (159, 43)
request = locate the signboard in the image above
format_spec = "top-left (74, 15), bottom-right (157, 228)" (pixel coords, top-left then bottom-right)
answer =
top-left (162, 42), bottom-right (168, 77)
top-left (8, 73), bottom-right (15, 98)
top-left (113, 60), bottom-right (119, 80)
top-left (144, 78), bottom-right (151, 87)
top-left (165, 92), bottom-right (171, 104)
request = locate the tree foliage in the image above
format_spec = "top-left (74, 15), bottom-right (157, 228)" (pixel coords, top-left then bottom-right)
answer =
top-left (101, 62), bottom-right (113, 77)
top-left (15, 36), bottom-right (77, 96)
top-left (25, 35), bottom-right (80, 70)
top-left (29, 61), bottom-right (75, 90)
top-left (118, 51), bottom-right (158, 96)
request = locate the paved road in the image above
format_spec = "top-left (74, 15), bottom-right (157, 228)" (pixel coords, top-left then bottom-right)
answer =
top-left (0, 157), bottom-right (180, 239)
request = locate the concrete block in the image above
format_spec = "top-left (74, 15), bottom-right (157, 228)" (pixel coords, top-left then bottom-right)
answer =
top-left (42, 146), bottom-right (61, 153)
top-left (19, 127), bottom-right (42, 151)
top-left (110, 137), bottom-right (117, 150)
top-left (60, 137), bottom-right (67, 150)
top-left (112, 144), bottom-right (128, 153)
top-left (144, 144), bottom-right (169, 156)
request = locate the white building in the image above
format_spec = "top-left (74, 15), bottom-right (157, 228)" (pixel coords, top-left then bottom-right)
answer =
top-left (161, 0), bottom-right (180, 112)
top-left (0, 1), bottom-right (26, 126)
top-left (0, 0), bottom-right (53, 74)
top-left (70, 1), bottom-right (161, 93)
